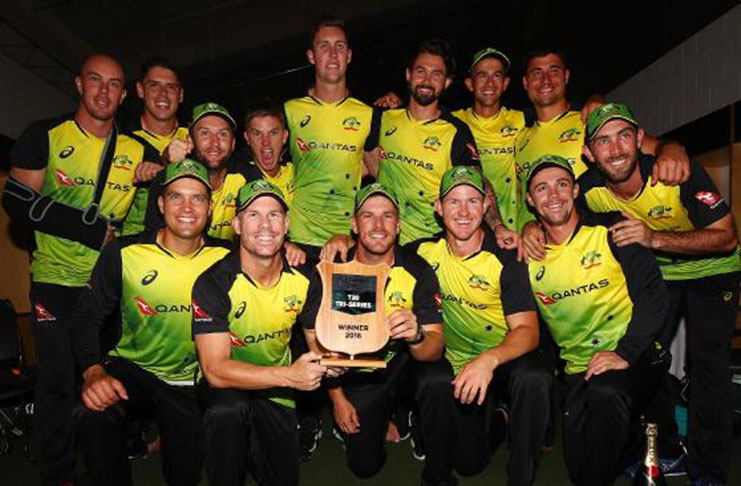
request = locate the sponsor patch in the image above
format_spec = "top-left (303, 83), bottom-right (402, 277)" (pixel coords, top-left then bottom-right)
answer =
top-left (694, 191), bottom-right (723, 209)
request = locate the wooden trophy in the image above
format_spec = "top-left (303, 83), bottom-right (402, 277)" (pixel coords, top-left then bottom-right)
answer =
top-left (315, 259), bottom-right (391, 368)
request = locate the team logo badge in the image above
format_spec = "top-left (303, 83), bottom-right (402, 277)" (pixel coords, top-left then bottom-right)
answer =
top-left (300, 115), bottom-right (311, 127)
top-left (694, 191), bottom-right (723, 209)
top-left (468, 275), bottom-right (490, 291)
top-left (558, 127), bottom-right (581, 143)
top-left (192, 300), bottom-right (211, 321)
top-left (385, 126), bottom-right (397, 137)
top-left (55, 169), bottom-right (75, 187)
top-left (134, 297), bottom-right (158, 316)
top-left (284, 295), bottom-right (302, 313)
top-left (423, 136), bottom-right (442, 151)
top-left (296, 137), bottom-right (310, 153)
top-left (647, 205), bottom-right (673, 220)
top-left (580, 251), bottom-right (602, 269)
top-left (535, 266), bottom-right (545, 281)
top-left (59, 146), bottom-right (75, 159)
top-left (387, 291), bottom-right (407, 309)
top-left (342, 117), bottom-right (361, 131)
top-left (535, 292), bottom-right (556, 305)
top-left (500, 125), bottom-right (518, 137)
top-left (112, 155), bottom-right (133, 171)
top-left (141, 270), bottom-right (158, 286)
top-left (222, 193), bottom-right (236, 208)
top-left (34, 303), bottom-right (56, 322)
top-left (229, 332), bottom-right (246, 347)
top-left (234, 301), bottom-right (247, 319)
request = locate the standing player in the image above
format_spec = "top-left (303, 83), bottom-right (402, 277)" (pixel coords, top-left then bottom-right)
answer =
top-left (71, 159), bottom-right (229, 486)
top-left (409, 167), bottom-right (550, 486)
top-left (284, 16), bottom-right (381, 260)
top-left (524, 154), bottom-right (669, 485)
top-left (1, 54), bottom-right (159, 486)
top-left (121, 57), bottom-right (188, 236)
top-left (192, 179), bottom-right (327, 486)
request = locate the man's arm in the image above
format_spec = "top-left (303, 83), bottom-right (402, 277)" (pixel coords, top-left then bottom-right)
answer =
top-left (404, 260), bottom-right (445, 361)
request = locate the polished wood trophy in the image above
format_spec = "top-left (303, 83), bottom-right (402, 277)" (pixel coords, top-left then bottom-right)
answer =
top-left (315, 260), bottom-right (391, 368)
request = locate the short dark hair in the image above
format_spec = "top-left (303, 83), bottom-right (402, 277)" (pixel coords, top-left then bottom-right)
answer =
top-left (522, 47), bottom-right (568, 73)
top-left (309, 15), bottom-right (349, 48)
top-left (409, 39), bottom-right (456, 78)
top-left (244, 98), bottom-right (286, 130)
top-left (140, 56), bottom-right (181, 83)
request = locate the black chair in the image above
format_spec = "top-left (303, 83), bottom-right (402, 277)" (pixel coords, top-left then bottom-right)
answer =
top-left (0, 299), bottom-right (35, 457)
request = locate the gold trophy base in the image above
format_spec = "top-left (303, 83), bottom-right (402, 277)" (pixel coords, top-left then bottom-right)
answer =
top-left (320, 354), bottom-right (387, 368)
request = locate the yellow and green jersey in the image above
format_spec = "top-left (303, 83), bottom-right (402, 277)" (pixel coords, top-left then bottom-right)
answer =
top-left (284, 96), bottom-right (380, 246)
top-left (192, 251), bottom-right (315, 408)
top-left (71, 230), bottom-right (231, 384)
top-left (121, 123), bottom-right (188, 236)
top-left (377, 109), bottom-right (481, 245)
top-left (9, 114), bottom-right (159, 287)
top-left (578, 155), bottom-right (741, 281)
top-left (411, 230), bottom-right (535, 373)
top-left (453, 107), bottom-right (524, 230)
top-left (514, 110), bottom-right (588, 230)
top-left (300, 245), bottom-right (442, 369)
top-left (528, 212), bottom-right (667, 374)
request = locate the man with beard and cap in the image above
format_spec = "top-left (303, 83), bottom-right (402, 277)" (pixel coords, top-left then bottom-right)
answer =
top-left (71, 159), bottom-right (230, 486)
top-left (1, 54), bottom-right (159, 486)
top-left (524, 154), bottom-right (669, 486)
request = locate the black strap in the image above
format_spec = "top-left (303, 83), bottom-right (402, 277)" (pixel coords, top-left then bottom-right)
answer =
top-left (83, 125), bottom-right (118, 224)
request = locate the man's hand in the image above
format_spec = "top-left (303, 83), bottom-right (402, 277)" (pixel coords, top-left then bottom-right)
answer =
top-left (494, 224), bottom-right (519, 250)
top-left (320, 234), bottom-right (355, 262)
top-left (652, 142), bottom-right (690, 186)
top-left (452, 352), bottom-right (500, 405)
top-left (580, 94), bottom-right (606, 124)
top-left (287, 352), bottom-right (326, 391)
top-left (133, 161), bottom-right (164, 184)
top-left (387, 309), bottom-right (419, 342)
top-left (332, 393), bottom-right (361, 434)
top-left (585, 351), bottom-right (628, 380)
top-left (373, 91), bottom-right (403, 109)
top-left (163, 136), bottom-right (193, 164)
top-left (610, 212), bottom-right (654, 248)
top-left (81, 364), bottom-right (129, 411)
top-left (517, 221), bottom-right (546, 262)
top-left (284, 242), bottom-right (306, 267)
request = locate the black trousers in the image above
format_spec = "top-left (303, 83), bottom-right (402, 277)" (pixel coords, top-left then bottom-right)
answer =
top-left (412, 352), bottom-right (552, 486)
top-left (651, 272), bottom-right (740, 482)
top-left (563, 350), bottom-right (667, 486)
top-left (76, 358), bottom-right (203, 486)
top-left (333, 353), bottom-right (410, 479)
top-left (30, 282), bottom-right (84, 486)
top-left (198, 385), bottom-right (299, 486)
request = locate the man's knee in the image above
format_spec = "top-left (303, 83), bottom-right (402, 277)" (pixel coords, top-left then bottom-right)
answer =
top-left (347, 447), bottom-right (385, 479)
top-left (587, 379), bottom-right (631, 416)
top-left (509, 355), bottom-right (553, 397)
top-left (75, 403), bottom-right (125, 438)
top-left (413, 360), bottom-right (454, 400)
top-left (202, 390), bottom-right (249, 429)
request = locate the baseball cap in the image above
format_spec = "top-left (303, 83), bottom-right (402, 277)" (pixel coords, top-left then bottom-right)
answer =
top-left (469, 47), bottom-right (511, 73)
top-left (525, 154), bottom-right (575, 189)
top-left (162, 158), bottom-right (211, 190)
top-left (439, 166), bottom-right (486, 198)
top-left (190, 102), bottom-right (236, 129)
top-left (585, 102), bottom-right (638, 141)
top-left (355, 183), bottom-right (399, 211)
top-left (236, 179), bottom-right (288, 213)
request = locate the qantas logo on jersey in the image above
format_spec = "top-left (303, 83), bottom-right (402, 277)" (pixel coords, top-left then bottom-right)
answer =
top-left (499, 125), bottom-right (519, 137)
top-left (647, 205), bottom-right (673, 220)
top-left (580, 251), bottom-right (602, 269)
top-left (385, 126), bottom-right (397, 137)
top-left (535, 279), bottom-right (610, 306)
top-left (284, 295), bottom-right (302, 313)
top-left (441, 292), bottom-right (487, 310)
top-left (296, 138), bottom-right (358, 153)
top-left (134, 297), bottom-right (158, 316)
top-left (559, 128), bottom-right (581, 143)
top-left (192, 300), bottom-right (211, 322)
top-left (343, 117), bottom-right (361, 131)
top-left (479, 146), bottom-right (514, 156)
top-left (383, 150), bottom-right (434, 171)
top-left (112, 155), bottom-right (134, 171)
top-left (300, 115), bottom-right (311, 127)
top-left (55, 169), bottom-right (76, 187)
top-left (105, 182), bottom-right (131, 192)
top-left (694, 191), bottom-right (723, 209)
top-left (59, 146), bottom-right (75, 159)
top-left (34, 303), bottom-right (56, 322)
top-left (229, 332), bottom-right (246, 346)
top-left (238, 328), bottom-right (291, 345)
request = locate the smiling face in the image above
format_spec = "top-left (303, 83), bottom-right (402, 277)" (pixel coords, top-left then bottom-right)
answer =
top-left (465, 57), bottom-right (509, 110)
top-left (192, 115), bottom-right (235, 171)
top-left (526, 166), bottom-right (578, 227)
top-left (585, 119), bottom-right (644, 184)
top-left (352, 195), bottom-right (399, 257)
top-left (307, 25), bottom-right (351, 85)
top-left (244, 115), bottom-right (288, 177)
top-left (436, 184), bottom-right (488, 242)
top-left (232, 195), bottom-right (288, 259)
top-left (158, 177), bottom-right (211, 240)
top-left (406, 52), bottom-right (451, 107)
top-left (136, 65), bottom-right (183, 123)
top-left (75, 55), bottom-right (126, 122)
top-left (523, 53), bottom-right (569, 109)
